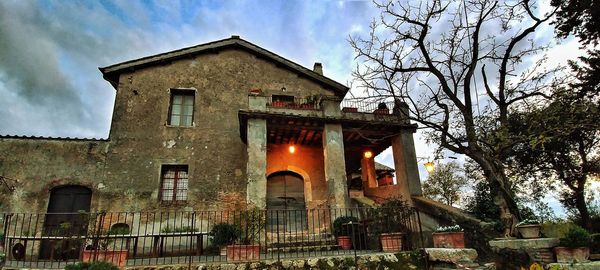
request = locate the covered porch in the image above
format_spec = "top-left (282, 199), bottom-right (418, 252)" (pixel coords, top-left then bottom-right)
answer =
top-left (238, 95), bottom-right (423, 213)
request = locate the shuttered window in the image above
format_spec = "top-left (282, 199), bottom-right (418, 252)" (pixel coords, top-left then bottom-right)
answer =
top-left (168, 90), bottom-right (194, 126)
top-left (160, 165), bottom-right (189, 203)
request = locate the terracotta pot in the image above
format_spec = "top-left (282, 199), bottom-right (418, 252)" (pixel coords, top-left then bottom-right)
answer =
top-left (337, 236), bottom-right (352, 250)
top-left (516, 224), bottom-right (541, 239)
top-left (554, 247), bottom-right (590, 263)
top-left (82, 250), bottom-right (128, 267)
top-left (380, 232), bottom-right (404, 252)
top-left (226, 244), bottom-right (260, 262)
top-left (342, 107), bottom-right (358, 113)
top-left (432, 232), bottom-right (465, 248)
top-left (373, 108), bottom-right (389, 114)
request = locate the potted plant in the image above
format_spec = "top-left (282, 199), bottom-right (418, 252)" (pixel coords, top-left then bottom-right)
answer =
top-left (515, 219), bottom-right (541, 239)
top-left (432, 225), bottom-right (465, 248)
top-left (554, 226), bottom-right (592, 263)
top-left (371, 198), bottom-right (412, 252)
top-left (333, 216), bottom-right (359, 250)
top-left (82, 220), bottom-right (130, 267)
top-left (373, 102), bottom-right (389, 114)
top-left (226, 209), bottom-right (266, 262)
top-left (209, 223), bottom-right (241, 256)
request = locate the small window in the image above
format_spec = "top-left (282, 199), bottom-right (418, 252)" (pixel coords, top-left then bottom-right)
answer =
top-left (168, 90), bottom-right (195, 126)
top-left (160, 165), bottom-right (189, 203)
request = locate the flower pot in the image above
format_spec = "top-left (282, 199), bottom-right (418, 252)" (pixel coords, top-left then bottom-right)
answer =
top-left (516, 224), bottom-right (541, 239)
top-left (337, 236), bottom-right (352, 250)
top-left (554, 247), bottom-right (590, 263)
top-left (380, 232), bottom-right (404, 252)
top-left (342, 107), bottom-right (358, 113)
top-left (432, 232), bottom-right (465, 248)
top-left (226, 244), bottom-right (260, 262)
top-left (373, 108), bottom-right (389, 114)
top-left (220, 246), bottom-right (227, 256)
top-left (82, 250), bottom-right (128, 267)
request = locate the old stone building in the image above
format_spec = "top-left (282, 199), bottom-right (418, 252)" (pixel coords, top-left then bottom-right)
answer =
top-left (0, 36), bottom-right (424, 217)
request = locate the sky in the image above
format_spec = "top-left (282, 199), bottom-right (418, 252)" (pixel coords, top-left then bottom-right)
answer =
top-left (0, 0), bottom-right (587, 216)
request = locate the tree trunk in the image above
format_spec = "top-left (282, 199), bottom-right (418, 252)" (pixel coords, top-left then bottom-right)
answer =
top-left (479, 158), bottom-right (521, 236)
top-left (573, 181), bottom-right (592, 231)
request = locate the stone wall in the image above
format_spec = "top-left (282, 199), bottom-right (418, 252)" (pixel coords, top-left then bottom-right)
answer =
top-left (0, 137), bottom-right (108, 212)
top-left (121, 252), bottom-right (426, 270)
top-left (0, 47), bottom-right (338, 213)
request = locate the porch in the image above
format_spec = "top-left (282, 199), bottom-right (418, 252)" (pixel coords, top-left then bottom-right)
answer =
top-left (239, 94), bottom-right (423, 212)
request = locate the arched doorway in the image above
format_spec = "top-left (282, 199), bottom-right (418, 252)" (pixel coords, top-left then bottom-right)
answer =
top-left (267, 171), bottom-right (307, 232)
top-left (40, 185), bottom-right (92, 259)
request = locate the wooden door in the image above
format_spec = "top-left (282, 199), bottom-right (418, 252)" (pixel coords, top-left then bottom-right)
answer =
top-left (40, 186), bottom-right (92, 259)
top-left (266, 172), bottom-right (307, 232)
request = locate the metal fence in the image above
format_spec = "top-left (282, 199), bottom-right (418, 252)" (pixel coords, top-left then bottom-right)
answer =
top-left (340, 99), bottom-right (396, 114)
top-left (265, 96), bottom-right (321, 110)
top-left (0, 207), bottom-right (423, 268)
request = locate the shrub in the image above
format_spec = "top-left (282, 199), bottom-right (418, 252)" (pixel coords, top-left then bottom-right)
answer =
top-left (209, 223), bottom-right (241, 247)
top-left (65, 262), bottom-right (119, 270)
top-left (541, 221), bottom-right (578, 239)
top-left (559, 226), bottom-right (592, 248)
top-left (435, 225), bottom-right (463, 233)
top-left (371, 197), bottom-right (414, 234)
top-left (332, 216), bottom-right (359, 237)
top-left (516, 219), bottom-right (539, 227)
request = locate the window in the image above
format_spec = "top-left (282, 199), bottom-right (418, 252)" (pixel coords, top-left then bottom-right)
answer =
top-left (168, 90), bottom-right (194, 126)
top-left (160, 165), bottom-right (189, 203)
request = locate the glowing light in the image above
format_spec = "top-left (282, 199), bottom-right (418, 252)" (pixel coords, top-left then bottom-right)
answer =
top-left (363, 151), bottom-right (373, 159)
top-left (289, 145), bottom-right (296, 154)
top-left (424, 161), bottom-right (435, 173)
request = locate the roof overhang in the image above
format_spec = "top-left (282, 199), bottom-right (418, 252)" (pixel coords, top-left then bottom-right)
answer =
top-left (99, 36), bottom-right (349, 97)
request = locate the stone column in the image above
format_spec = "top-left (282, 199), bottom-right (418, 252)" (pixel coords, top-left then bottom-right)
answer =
top-left (246, 118), bottom-right (267, 209)
top-left (361, 156), bottom-right (377, 188)
top-left (391, 131), bottom-right (423, 204)
top-left (322, 123), bottom-right (350, 208)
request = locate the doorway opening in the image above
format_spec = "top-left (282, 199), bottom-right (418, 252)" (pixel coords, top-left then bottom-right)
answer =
top-left (266, 171), bottom-right (307, 232)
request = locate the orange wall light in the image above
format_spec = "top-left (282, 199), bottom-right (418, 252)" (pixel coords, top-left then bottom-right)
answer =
top-left (363, 151), bottom-right (373, 159)
top-left (289, 145), bottom-right (296, 154)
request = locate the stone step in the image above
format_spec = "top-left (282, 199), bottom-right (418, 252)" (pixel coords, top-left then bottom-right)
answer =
top-left (266, 244), bottom-right (340, 253)
top-left (269, 239), bottom-right (337, 248)
top-left (267, 232), bottom-right (333, 242)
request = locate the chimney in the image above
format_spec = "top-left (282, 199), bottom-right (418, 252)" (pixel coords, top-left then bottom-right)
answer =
top-left (313, 62), bottom-right (323, 75)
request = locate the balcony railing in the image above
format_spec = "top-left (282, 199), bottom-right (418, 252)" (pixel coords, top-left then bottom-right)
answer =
top-left (340, 100), bottom-right (396, 114)
top-left (0, 207), bottom-right (423, 268)
top-left (265, 96), bottom-right (321, 110)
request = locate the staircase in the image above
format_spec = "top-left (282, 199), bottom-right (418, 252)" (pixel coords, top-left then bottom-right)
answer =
top-left (266, 231), bottom-right (340, 253)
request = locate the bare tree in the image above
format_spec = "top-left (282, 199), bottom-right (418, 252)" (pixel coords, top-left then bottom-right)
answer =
top-left (350, 0), bottom-right (561, 236)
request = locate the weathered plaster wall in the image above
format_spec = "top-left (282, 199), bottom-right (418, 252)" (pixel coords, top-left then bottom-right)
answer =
top-left (105, 48), bottom-right (336, 211)
top-left (0, 138), bottom-right (108, 212)
top-left (0, 48), bottom-right (338, 213)
top-left (266, 144), bottom-right (327, 209)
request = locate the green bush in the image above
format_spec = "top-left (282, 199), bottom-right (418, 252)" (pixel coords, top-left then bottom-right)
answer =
top-left (209, 223), bottom-right (241, 247)
top-left (332, 216), bottom-right (359, 237)
top-left (65, 261), bottom-right (119, 270)
top-left (541, 221), bottom-right (578, 238)
top-left (559, 225), bottom-right (592, 248)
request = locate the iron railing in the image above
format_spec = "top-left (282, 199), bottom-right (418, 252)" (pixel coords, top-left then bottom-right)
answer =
top-left (0, 207), bottom-right (423, 268)
top-left (265, 96), bottom-right (321, 110)
top-left (340, 99), bottom-right (396, 114)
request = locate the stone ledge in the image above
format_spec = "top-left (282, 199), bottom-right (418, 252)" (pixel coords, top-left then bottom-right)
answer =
top-left (489, 238), bottom-right (559, 250)
top-left (547, 261), bottom-right (600, 270)
top-left (424, 248), bottom-right (478, 263)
